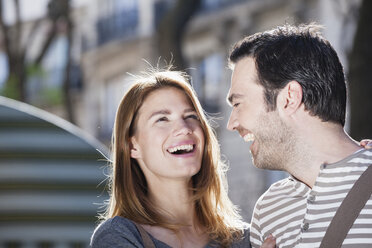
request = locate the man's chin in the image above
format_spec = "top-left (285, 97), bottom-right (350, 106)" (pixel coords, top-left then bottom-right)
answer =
top-left (251, 155), bottom-right (263, 169)
top-left (252, 155), bottom-right (277, 170)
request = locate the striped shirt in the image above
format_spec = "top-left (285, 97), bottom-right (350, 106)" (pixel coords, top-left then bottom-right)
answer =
top-left (250, 149), bottom-right (372, 248)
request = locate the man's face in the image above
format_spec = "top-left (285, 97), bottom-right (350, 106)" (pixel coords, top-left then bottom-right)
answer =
top-left (227, 57), bottom-right (293, 170)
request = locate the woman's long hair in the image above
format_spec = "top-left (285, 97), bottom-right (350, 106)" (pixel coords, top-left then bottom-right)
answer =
top-left (103, 69), bottom-right (246, 246)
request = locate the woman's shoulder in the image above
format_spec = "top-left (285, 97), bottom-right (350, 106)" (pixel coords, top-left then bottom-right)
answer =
top-left (204, 225), bottom-right (251, 248)
top-left (90, 216), bottom-right (143, 247)
top-left (230, 225), bottom-right (252, 248)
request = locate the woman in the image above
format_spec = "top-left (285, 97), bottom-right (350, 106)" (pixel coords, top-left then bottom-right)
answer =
top-left (91, 69), bottom-right (250, 247)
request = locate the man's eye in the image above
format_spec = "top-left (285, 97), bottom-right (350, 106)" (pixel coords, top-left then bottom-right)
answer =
top-left (233, 103), bottom-right (240, 108)
top-left (156, 117), bottom-right (168, 122)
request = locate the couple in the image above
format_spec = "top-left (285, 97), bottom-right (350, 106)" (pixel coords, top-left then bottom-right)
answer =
top-left (91, 23), bottom-right (372, 247)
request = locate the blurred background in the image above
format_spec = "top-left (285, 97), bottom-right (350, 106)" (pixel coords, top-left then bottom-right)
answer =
top-left (0, 0), bottom-right (371, 247)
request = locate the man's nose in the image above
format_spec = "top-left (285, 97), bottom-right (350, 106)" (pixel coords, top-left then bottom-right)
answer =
top-left (227, 111), bottom-right (238, 131)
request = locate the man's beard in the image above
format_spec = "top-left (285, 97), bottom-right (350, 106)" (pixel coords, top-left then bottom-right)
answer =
top-left (251, 111), bottom-right (296, 171)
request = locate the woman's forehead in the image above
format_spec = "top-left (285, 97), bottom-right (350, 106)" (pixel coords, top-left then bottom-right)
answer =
top-left (138, 87), bottom-right (196, 116)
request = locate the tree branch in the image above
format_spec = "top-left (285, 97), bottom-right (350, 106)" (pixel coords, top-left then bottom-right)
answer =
top-left (0, 0), bottom-right (13, 63)
top-left (14, 0), bottom-right (22, 54)
top-left (62, 2), bottom-right (75, 124)
top-left (24, 17), bottom-right (43, 52)
top-left (34, 20), bottom-right (57, 66)
top-left (156, 0), bottom-right (201, 70)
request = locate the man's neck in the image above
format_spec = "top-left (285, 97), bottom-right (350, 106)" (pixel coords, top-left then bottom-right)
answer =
top-left (287, 121), bottom-right (360, 188)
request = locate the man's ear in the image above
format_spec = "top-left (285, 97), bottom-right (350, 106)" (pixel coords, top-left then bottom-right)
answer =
top-left (130, 136), bottom-right (141, 159)
top-left (277, 80), bottom-right (303, 116)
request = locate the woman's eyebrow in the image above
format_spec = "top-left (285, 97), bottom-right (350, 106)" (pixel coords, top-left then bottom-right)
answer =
top-left (184, 108), bottom-right (196, 113)
top-left (148, 109), bottom-right (170, 120)
top-left (147, 108), bottom-right (196, 120)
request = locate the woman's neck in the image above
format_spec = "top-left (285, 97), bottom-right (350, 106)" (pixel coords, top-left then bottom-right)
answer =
top-left (148, 179), bottom-right (195, 225)
top-left (143, 179), bottom-right (210, 248)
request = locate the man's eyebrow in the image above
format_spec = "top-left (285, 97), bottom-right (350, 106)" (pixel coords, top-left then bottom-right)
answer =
top-left (227, 93), bottom-right (243, 105)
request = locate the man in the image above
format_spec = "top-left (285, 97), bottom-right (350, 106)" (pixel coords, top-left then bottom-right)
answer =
top-left (226, 23), bottom-right (372, 247)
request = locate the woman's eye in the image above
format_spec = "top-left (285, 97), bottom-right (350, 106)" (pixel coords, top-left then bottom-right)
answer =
top-left (156, 117), bottom-right (168, 122)
top-left (233, 103), bottom-right (240, 108)
top-left (186, 114), bottom-right (199, 120)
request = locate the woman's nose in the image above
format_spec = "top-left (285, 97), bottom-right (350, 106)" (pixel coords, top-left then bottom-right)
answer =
top-left (173, 120), bottom-right (192, 136)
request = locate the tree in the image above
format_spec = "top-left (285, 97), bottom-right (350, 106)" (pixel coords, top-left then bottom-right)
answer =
top-left (156, 0), bottom-right (202, 71)
top-left (0, 0), bottom-right (76, 123)
top-left (49, 0), bottom-right (75, 124)
top-left (349, 0), bottom-right (372, 140)
top-left (0, 0), bottom-right (28, 100)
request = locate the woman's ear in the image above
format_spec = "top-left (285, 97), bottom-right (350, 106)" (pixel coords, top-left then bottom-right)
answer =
top-left (277, 80), bottom-right (303, 116)
top-left (130, 136), bottom-right (141, 159)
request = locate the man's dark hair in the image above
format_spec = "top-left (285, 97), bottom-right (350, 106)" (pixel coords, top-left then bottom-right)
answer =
top-left (229, 23), bottom-right (346, 126)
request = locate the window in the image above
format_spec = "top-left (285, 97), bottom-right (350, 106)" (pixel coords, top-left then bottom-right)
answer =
top-left (192, 53), bottom-right (224, 113)
top-left (101, 75), bottom-right (134, 139)
top-left (96, 0), bottom-right (139, 46)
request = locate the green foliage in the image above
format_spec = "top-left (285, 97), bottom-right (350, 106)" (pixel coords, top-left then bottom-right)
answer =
top-left (40, 87), bottom-right (63, 106)
top-left (0, 74), bottom-right (21, 100)
top-left (0, 64), bottom-right (46, 101)
top-left (26, 64), bottom-right (46, 77)
top-left (0, 64), bottom-right (64, 108)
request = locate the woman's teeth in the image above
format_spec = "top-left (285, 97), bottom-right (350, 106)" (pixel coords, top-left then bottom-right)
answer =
top-left (168, 144), bottom-right (194, 154)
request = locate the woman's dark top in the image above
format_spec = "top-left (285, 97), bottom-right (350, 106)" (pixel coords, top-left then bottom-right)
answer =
top-left (90, 216), bottom-right (251, 247)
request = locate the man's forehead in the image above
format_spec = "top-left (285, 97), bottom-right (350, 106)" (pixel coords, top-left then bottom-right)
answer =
top-left (231, 59), bottom-right (261, 88)
top-left (227, 72), bottom-right (246, 104)
top-left (232, 60), bottom-right (256, 81)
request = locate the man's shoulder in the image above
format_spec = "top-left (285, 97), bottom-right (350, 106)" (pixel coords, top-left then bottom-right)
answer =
top-left (345, 149), bottom-right (372, 164)
top-left (324, 148), bottom-right (372, 172)
top-left (266, 176), bottom-right (294, 192)
top-left (255, 177), bottom-right (297, 205)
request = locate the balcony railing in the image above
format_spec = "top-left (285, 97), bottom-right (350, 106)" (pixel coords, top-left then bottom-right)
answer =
top-left (200, 0), bottom-right (247, 13)
top-left (96, 8), bottom-right (139, 46)
top-left (154, 0), bottom-right (247, 27)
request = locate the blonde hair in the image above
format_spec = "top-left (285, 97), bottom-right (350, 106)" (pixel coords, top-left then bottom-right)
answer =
top-left (104, 69), bottom-right (246, 246)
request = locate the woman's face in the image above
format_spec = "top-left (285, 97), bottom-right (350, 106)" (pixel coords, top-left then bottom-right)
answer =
top-left (130, 87), bottom-right (205, 182)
